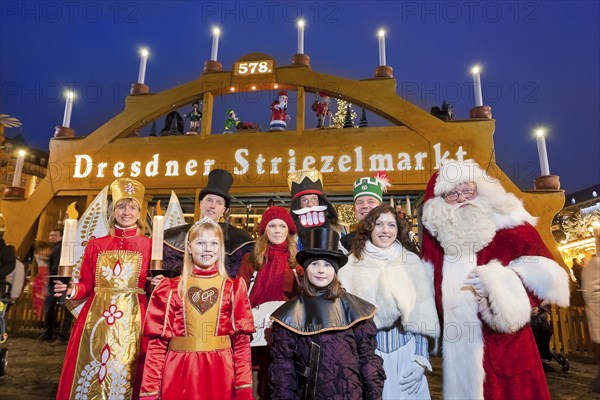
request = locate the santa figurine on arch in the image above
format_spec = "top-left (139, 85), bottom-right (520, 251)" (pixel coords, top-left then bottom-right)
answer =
top-left (269, 90), bottom-right (291, 131)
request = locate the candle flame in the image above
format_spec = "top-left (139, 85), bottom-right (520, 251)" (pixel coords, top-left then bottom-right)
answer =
top-left (140, 48), bottom-right (149, 56)
top-left (212, 27), bottom-right (220, 35)
top-left (155, 200), bottom-right (162, 216)
top-left (18, 149), bottom-right (26, 157)
top-left (297, 19), bottom-right (305, 27)
top-left (471, 65), bottom-right (481, 74)
top-left (378, 29), bottom-right (386, 37)
top-left (66, 202), bottom-right (78, 220)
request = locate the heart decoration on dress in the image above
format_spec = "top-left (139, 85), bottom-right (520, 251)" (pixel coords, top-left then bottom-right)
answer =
top-left (187, 286), bottom-right (219, 314)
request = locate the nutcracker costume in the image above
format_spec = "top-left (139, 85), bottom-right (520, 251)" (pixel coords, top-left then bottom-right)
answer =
top-left (139, 267), bottom-right (254, 399)
top-left (56, 178), bottom-right (151, 400)
top-left (421, 159), bottom-right (570, 399)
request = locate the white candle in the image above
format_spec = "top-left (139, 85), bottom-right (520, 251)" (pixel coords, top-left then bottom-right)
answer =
top-left (59, 202), bottom-right (78, 267)
top-left (211, 27), bottom-right (220, 61)
top-left (536, 129), bottom-right (550, 176)
top-left (472, 66), bottom-right (483, 107)
top-left (405, 195), bottom-right (412, 216)
top-left (378, 29), bottom-right (386, 66)
top-left (151, 215), bottom-right (165, 261)
top-left (297, 19), bottom-right (305, 54)
top-left (138, 48), bottom-right (149, 84)
top-left (12, 150), bottom-right (25, 187)
top-left (62, 90), bottom-right (74, 127)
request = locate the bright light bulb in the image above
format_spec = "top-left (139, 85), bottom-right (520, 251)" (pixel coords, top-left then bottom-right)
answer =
top-left (18, 150), bottom-right (26, 157)
top-left (140, 48), bottom-right (149, 57)
top-left (213, 27), bottom-right (220, 35)
top-left (472, 65), bottom-right (480, 74)
top-left (535, 129), bottom-right (545, 138)
top-left (298, 19), bottom-right (305, 28)
top-left (378, 29), bottom-right (385, 37)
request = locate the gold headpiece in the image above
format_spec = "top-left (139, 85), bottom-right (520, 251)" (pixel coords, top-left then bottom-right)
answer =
top-left (287, 169), bottom-right (324, 199)
top-left (110, 178), bottom-right (145, 207)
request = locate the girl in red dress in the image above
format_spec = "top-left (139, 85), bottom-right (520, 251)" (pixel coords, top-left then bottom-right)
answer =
top-left (140, 218), bottom-right (254, 400)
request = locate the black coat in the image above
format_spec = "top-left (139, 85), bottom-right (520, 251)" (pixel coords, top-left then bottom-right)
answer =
top-left (0, 238), bottom-right (16, 280)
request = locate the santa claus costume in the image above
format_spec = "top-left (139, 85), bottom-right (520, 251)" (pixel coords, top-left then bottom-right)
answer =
top-left (56, 178), bottom-right (151, 400)
top-left (421, 159), bottom-right (570, 400)
top-left (269, 91), bottom-right (290, 131)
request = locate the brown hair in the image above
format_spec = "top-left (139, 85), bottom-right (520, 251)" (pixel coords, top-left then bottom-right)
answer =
top-left (299, 267), bottom-right (345, 300)
top-left (350, 204), bottom-right (418, 260)
top-left (250, 232), bottom-right (297, 271)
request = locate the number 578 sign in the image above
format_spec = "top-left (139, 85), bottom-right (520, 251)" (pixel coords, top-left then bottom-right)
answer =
top-left (233, 60), bottom-right (274, 76)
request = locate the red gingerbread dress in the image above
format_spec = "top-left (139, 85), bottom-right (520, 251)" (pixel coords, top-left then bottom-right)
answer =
top-left (140, 268), bottom-right (254, 400)
top-left (57, 226), bottom-right (151, 400)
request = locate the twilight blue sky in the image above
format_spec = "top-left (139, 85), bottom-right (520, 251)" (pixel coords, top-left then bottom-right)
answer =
top-left (1, 0), bottom-right (598, 193)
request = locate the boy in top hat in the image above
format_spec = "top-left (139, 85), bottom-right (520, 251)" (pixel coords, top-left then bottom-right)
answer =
top-left (269, 228), bottom-right (385, 400)
top-left (162, 169), bottom-right (254, 277)
top-left (340, 172), bottom-right (390, 254)
top-left (287, 169), bottom-right (346, 250)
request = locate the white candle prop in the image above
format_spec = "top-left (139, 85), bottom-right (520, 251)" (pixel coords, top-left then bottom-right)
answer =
top-left (62, 90), bottom-right (74, 127)
top-left (59, 202), bottom-right (78, 267)
top-left (471, 66), bottom-right (483, 107)
top-left (151, 201), bottom-right (165, 261)
top-left (535, 129), bottom-right (550, 176)
top-left (297, 19), bottom-right (305, 54)
top-left (138, 48), bottom-right (149, 84)
top-left (405, 195), bottom-right (412, 216)
top-left (211, 27), bottom-right (220, 61)
top-left (378, 29), bottom-right (386, 66)
top-left (12, 150), bottom-right (25, 187)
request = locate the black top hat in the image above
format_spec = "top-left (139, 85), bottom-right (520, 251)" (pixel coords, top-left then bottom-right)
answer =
top-left (198, 169), bottom-right (233, 208)
top-left (296, 228), bottom-right (348, 270)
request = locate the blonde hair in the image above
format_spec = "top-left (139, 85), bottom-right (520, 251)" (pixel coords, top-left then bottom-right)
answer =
top-left (108, 198), bottom-right (143, 233)
top-left (178, 220), bottom-right (228, 298)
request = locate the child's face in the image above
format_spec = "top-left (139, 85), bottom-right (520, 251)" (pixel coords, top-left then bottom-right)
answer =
top-left (306, 259), bottom-right (335, 288)
top-left (188, 230), bottom-right (220, 269)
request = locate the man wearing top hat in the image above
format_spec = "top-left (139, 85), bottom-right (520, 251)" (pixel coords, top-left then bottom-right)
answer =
top-left (162, 169), bottom-right (255, 277)
top-left (339, 172), bottom-right (390, 254)
top-left (287, 169), bottom-right (346, 250)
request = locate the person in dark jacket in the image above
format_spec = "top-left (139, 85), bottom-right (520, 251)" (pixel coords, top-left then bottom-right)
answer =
top-left (269, 228), bottom-right (385, 400)
top-left (0, 225), bottom-right (17, 296)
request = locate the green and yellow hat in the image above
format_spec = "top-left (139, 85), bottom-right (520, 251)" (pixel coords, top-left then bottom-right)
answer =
top-left (353, 171), bottom-right (391, 202)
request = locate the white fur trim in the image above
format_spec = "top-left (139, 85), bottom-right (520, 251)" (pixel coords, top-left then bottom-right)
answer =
top-left (476, 260), bottom-right (532, 333)
top-left (441, 256), bottom-right (485, 399)
top-left (508, 256), bottom-right (570, 308)
top-left (434, 159), bottom-right (495, 196)
top-left (339, 246), bottom-right (440, 339)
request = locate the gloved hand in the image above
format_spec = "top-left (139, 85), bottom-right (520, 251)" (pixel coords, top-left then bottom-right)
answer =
top-left (464, 271), bottom-right (489, 298)
top-left (398, 361), bottom-right (425, 394)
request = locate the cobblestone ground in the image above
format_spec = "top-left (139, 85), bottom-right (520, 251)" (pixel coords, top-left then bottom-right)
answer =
top-left (0, 334), bottom-right (598, 399)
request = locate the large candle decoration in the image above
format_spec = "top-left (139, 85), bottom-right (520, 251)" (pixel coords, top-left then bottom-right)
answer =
top-left (138, 48), bottom-right (149, 84)
top-left (59, 202), bottom-right (78, 271)
top-left (471, 65), bottom-right (483, 107)
top-left (211, 27), bottom-right (220, 61)
top-left (62, 90), bottom-right (74, 128)
top-left (535, 128), bottom-right (550, 176)
top-left (378, 29), bottom-right (386, 66)
top-left (297, 19), bottom-right (305, 54)
top-left (12, 149), bottom-right (25, 187)
top-left (405, 195), bottom-right (412, 216)
top-left (151, 200), bottom-right (165, 267)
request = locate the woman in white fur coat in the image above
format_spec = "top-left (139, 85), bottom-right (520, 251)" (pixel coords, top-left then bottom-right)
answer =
top-left (338, 205), bottom-right (439, 400)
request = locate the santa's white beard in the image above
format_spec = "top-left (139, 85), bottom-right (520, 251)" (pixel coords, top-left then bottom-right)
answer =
top-left (423, 197), bottom-right (497, 257)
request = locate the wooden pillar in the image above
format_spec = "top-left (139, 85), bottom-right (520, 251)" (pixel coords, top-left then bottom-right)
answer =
top-left (201, 92), bottom-right (214, 136)
top-left (296, 86), bottom-right (305, 134)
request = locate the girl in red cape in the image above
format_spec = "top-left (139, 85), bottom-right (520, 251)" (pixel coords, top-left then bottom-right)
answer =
top-left (140, 218), bottom-right (254, 400)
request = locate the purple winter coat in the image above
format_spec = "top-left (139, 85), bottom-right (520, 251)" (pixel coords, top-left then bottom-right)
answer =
top-left (269, 318), bottom-right (385, 400)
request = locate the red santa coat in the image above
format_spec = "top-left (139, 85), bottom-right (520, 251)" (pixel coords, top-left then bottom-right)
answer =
top-left (421, 169), bottom-right (570, 400)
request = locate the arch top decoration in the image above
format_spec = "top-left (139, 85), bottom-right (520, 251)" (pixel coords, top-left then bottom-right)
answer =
top-left (1, 52), bottom-right (564, 266)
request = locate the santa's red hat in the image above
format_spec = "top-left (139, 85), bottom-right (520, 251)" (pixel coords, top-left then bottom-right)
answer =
top-left (259, 206), bottom-right (297, 235)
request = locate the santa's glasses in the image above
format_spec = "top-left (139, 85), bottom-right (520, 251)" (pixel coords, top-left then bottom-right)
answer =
top-left (442, 189), bottom-right (477, 201)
